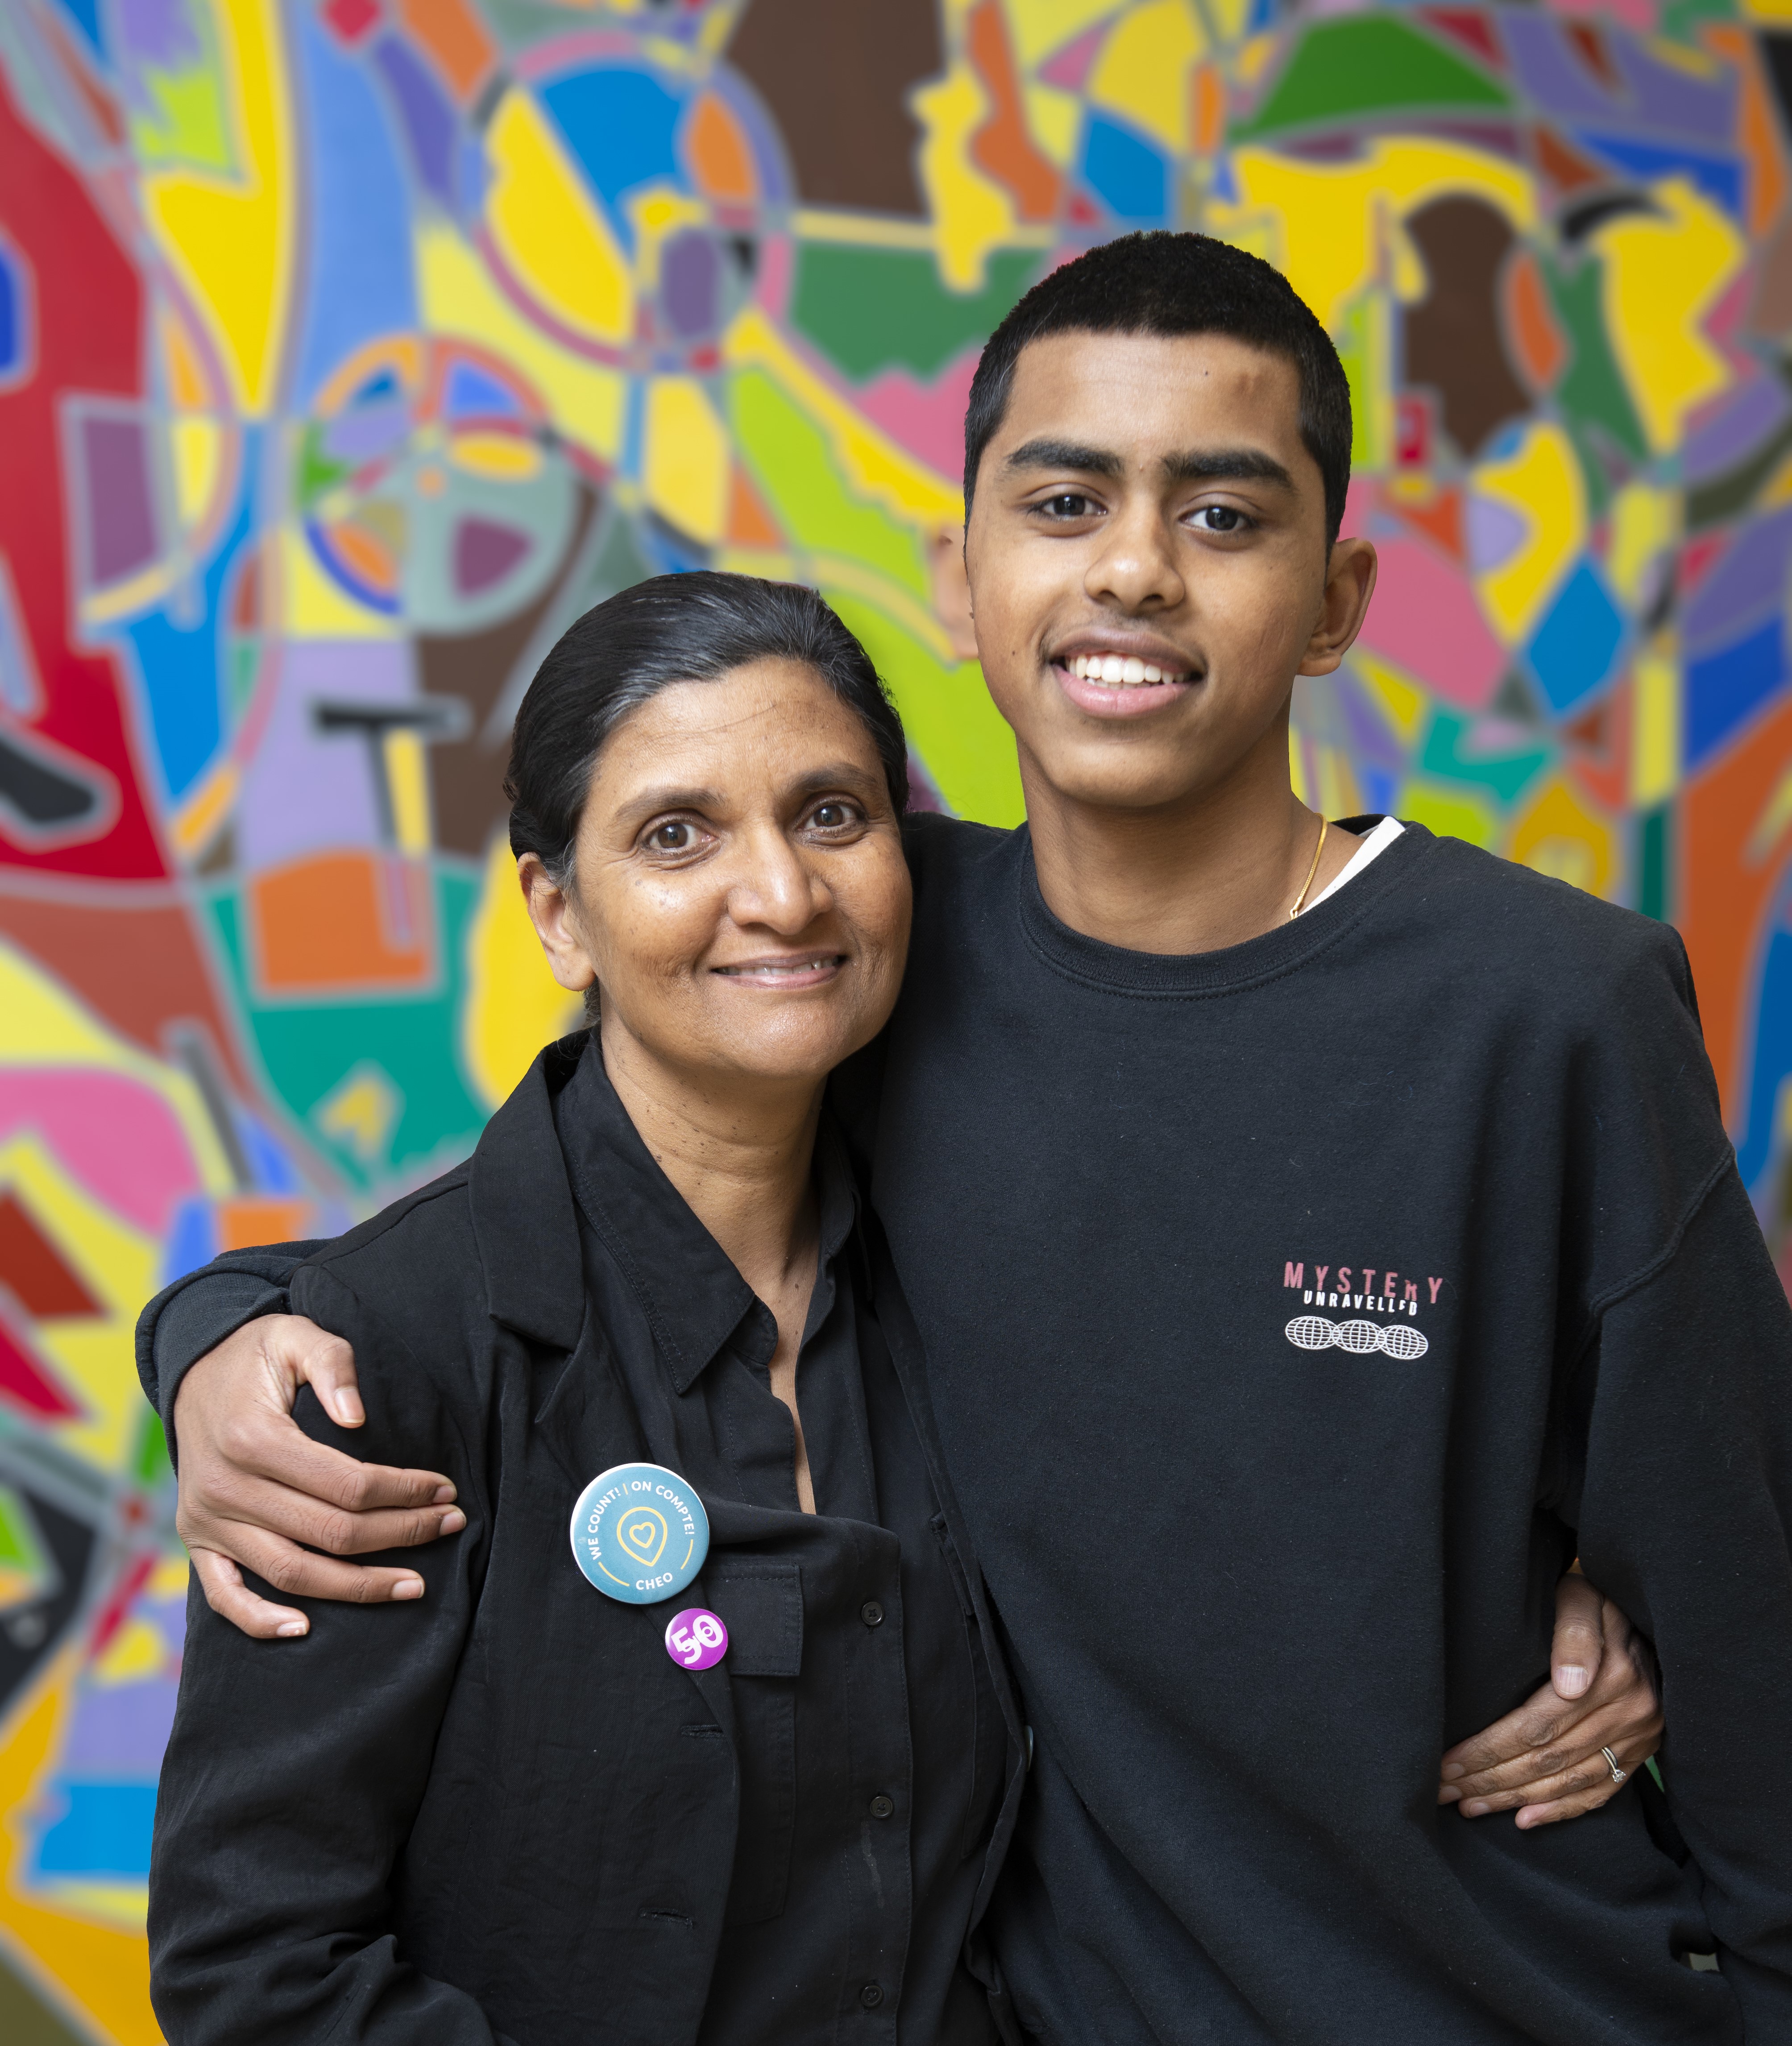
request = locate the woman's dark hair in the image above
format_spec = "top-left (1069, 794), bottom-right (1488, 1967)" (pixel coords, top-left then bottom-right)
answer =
top-left (964, 231), bottom-right (1353, 544)
top-left (506, 571), bottom-right (908, 889)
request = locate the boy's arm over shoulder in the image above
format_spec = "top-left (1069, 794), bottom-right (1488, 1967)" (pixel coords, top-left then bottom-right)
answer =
top-left (137, 1241), bottom-right (323, 1436)
top-left (149, 1251), bottom-right (501, 2046)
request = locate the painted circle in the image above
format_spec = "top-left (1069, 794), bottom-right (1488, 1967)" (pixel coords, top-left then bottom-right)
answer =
top-left (569, 1461), bottom-right (709, 1605)
top-left (664, 1607), bottom-right (729, 1670)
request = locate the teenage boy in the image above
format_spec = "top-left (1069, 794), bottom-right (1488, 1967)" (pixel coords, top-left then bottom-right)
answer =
top-left (140, 235), bottom-right (1788, 2039)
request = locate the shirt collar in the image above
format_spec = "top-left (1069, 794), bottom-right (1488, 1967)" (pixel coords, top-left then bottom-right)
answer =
top-left (554, 1035), bottom-right (860, 1396)
top-left (467, 1034), bottom-right (589, 1350)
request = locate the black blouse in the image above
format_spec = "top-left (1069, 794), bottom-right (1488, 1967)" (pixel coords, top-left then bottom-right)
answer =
top-left (146, 1035), bottom-right (1020, 2046)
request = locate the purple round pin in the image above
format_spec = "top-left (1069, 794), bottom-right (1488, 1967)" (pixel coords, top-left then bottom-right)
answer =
top-left (664, 1607), bottom-right (728, 1671)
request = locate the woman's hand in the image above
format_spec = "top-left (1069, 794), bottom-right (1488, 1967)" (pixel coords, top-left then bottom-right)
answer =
top-left (171, 1314), bottom-right (464, 1639)
top-left (1437, 1573), bottom-right (1662, 1828)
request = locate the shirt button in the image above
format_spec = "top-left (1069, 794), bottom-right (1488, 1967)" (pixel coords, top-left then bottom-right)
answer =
top-left (860, 1600), bottom-right (884, 1627)
top-left (869, 1793), bottom-right (895, 1819)
top-left (860, 1983), bottom-right (885, 2009)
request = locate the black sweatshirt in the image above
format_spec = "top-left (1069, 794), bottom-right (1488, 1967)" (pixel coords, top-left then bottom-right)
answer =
top-left (143, 816), bottom-right (1792, 2043)
top-left (855, 815), bottom-right (1792, 2045)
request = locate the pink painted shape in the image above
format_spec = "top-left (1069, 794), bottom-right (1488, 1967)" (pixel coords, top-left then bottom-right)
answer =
top-left (856, 348), bottom-right (979, 487)
top-left (1356, 536), bottom-right (1507, 711)
top-left (1040, 23), bottom-right (1108, 89)
top-left (0, 1071), bottom-right (202, 1236)
top-left (1543, 0), bottom-right (1655, 32)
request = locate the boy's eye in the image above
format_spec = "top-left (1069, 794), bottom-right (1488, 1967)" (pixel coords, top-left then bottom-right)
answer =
top-left (1191, 504), bottom-right (1247, 533)
top-left (1036, 492), bottom-right (1099, 519)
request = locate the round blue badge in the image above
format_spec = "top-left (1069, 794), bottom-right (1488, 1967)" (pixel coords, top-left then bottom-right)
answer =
top-left (568, 1462), bottom-right (709, 1605)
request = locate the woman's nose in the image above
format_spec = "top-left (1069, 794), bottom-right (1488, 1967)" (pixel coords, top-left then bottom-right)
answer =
top-left (725, 828), bottom-right (830, 933)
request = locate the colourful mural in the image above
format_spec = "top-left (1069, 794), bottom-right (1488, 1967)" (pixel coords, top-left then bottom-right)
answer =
top-left (1, 0), bottom-right (1792, 2032)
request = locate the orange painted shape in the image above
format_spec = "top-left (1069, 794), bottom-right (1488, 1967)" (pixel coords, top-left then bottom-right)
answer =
top-left (967, 0), bottom-right (1063, 223)
top-left (1681, 690), bottom-right (1792, 1122)
top-left (1565, 21), bottom-right (1619, 90)
top-left (330, 517), bottom-right (399, 592)
top-left (1190, 63), bottom-right (1227, 156)
top-left (727, 465), bottom-right (784, 547)
top-left (1534, 125), bottom-right (1604, 194)
top-left (685, 92), bottom-right (757, 203)
top-left (1708, 26), bottom-right (1790, 240)
top-left (1509, 775), bottom-right (1615, 900)
top-left (1390, 484), bottom-right (1465, 561)
top-left (397, 0), bottom-right (494, 101)
top-left (1503, 247), bottom-right (1567, 391)
top-left (216, 1196), bottom-right (313, 1252)
top-left (251, 852), bottom-right (435, 992)
top-left (1562, 675), bottom-right (1630, 813)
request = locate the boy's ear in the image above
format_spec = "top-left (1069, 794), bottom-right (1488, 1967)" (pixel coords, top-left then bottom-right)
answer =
top-left (927, 524), bottom-right (980, 663)
top-left (1298, 538), bottom-right (1377, 678)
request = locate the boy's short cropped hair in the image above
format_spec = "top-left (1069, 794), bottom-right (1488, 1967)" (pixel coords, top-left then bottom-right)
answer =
top-left (964, 231), bottom-right (1354, 545)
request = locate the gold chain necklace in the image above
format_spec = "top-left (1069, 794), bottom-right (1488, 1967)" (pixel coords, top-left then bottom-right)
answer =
top-left (1288, 816), bottom-right (1328, 919)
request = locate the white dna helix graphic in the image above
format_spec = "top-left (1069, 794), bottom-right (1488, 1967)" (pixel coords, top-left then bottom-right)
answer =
top-left (1285, 1315), bottom-right (1430, 1360)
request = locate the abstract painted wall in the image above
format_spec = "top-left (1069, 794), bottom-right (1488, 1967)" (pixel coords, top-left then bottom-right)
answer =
top-left (1, 0), bottom-right (1790, 2033)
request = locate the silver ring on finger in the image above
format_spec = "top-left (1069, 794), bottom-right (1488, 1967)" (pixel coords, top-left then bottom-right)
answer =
top-left (1601, 1745), bottom-right (1627, 1785)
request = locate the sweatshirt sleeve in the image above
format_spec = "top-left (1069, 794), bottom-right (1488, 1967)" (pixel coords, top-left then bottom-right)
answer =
top-left (148, 1263), bottom-right (503, 2046)
top-left (1570, 1160), bottom-right (1792, 2029)
top-left (136, 1243), bottom-right (322, 1444)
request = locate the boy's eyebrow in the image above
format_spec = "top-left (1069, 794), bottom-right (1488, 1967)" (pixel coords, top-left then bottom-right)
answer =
top-left (1003, 437), bottom-right (1125, 478)
top-left (1161, 447), bottom-right (1295, 491)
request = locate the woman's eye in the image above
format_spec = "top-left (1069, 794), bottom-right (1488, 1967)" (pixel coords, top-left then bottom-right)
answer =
top-left (808, 801), bottom-right (861, 832)
top-left (1191, 504), bottom-right (1247, 533)
top-left (646, 820), bottom-right (699, 853)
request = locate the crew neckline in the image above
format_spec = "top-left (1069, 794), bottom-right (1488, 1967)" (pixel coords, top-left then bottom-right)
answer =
top-left (1301, 815), bottom-right (1406, 915)
top-left (1015, 816), bottom-right (1431, 998)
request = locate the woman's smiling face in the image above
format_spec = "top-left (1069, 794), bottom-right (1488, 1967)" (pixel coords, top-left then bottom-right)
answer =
top-left (522, 656), bottom-right (912, 1091)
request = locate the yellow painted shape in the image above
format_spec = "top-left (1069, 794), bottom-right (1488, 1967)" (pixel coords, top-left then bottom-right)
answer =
top-left (1631, 632), bottom-right (1680, 807)
top-left (314, 1064), bottom-right (402, 1164)
top-left (485, 87), bottom-right (633, 347)
top-left (170, 415), bottom-right (223, 526)
top-left (1593, 177), bottom-right (1745, 456)
top-left (1023, 82), bottom-right (1082, 167)
top-left (142, 0), bottom-right (292, 416)
top-left (276, 522), bottom-right (399, 637)
top-left (171, 757), bottom-right (239, 858)
top-left (1398, 777), bottom-right (1500, 848)
top-left (1606, 481), bottom-right (1678, 605)
top-left (0, 1647), bottom-right (159, 2042)
top-left (626, 187), bottom-right (709, 291)
top-left (160, 305), bottom-right (208, 409)
top-left (1003, 0), bottom-right (1127, 68)
top-left (449, 431), bottom-right (543, 481)
top-left (462, 833), bottom-right (584, 1112)
top-left (149, 1554), bottom-right (190, 1599)
top-left (1288, 729), bottom-right (1312, 808)
top-left (383, 728), bottom-right (432, 855)
top-left (645, 376), bottom-right (730, 543)
top-left (1214, 138), bottom-right (1534, 334)
top-left (1351, 648), bottom-right (1428, 744)
top-left (1088, 0), bottom-right (1206, 151)
top-left (1747, 760), bottom-right (1792, 864)
top-left (725, 308), bottom-right (964, 522)
top-left (92, 1620), bottom-right (166, 1689)
top-left (1743, 0), bottom-right (1792, 19)
top-left (911, 57), bottom-right (1020, 292)
top-left (1207, 0), bottom-right (1253, 41)
top-left (416, 222), bottom-right (626, 461)
top-left (1510, 777), bottom-right (1613, 898)
top-left (0, 946), bottom-right (235, 1192)
top-left (1469, 419), bottom-right (1585, 644)
top-left (1759, 446), bottom-right (1792, 509)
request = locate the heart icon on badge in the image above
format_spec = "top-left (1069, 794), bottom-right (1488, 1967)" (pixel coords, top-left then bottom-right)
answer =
top-left (619, 1508), bottom-right (668, 1568)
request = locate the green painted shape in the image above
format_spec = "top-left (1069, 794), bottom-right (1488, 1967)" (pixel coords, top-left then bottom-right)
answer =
top-left (1687, 414), bottom-right (1792, 531)
top-left (1419, 710), bottom-right (1550, 806)
top-left (1638, 802), bottom-right (1670, 919)
top-left (206, 870), bottom-right (490, 1193)
top-left (134, 1412), bottom-right (172, 1491)
top-left (228, 638), bottom-right (259, 725)
top-left (1547, 258), bottom-right (1648, 466)
top-left (0, 1483), bottom-right (46, 1577)
top-left (295, 422), bottom-right (350, 512)
top-left (823, 590), bottom-right (1025, 828)
top-left (1334, 291), bottom-right (1380, 471)
top-left (0, 1952), bottom-right (84, 2046)
top-left (790, 245), bottom-right (1040, 383)
top-left (1397, 776), bottom-right (1501, 848)
top-left (1235, 17), bottom-right (1509, 138)
top-left (729, 369), bottom-right (931, 601)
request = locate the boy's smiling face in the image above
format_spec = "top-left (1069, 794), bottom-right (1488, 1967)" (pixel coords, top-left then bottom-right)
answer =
top-left (962, 329), bottom-right (1376, 819)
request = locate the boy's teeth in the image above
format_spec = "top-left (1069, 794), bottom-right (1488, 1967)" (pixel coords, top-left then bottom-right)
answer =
top-left (1070, 654), bottom-right (1179, 686)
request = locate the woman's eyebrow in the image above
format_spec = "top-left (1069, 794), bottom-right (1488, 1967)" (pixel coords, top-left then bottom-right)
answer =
top-left (1161, 446), bottom-right (1294, 491)
top-left (1003, 437), bottom-right (1124, 478)
top-left (615, 783), bottom-right (724, 822)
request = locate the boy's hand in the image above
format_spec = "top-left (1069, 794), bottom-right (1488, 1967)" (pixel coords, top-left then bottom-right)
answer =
top-left (171, 1314), bottom-right (464, 1640)
top-left (1437, 1573), bottom-right (1662, 1827)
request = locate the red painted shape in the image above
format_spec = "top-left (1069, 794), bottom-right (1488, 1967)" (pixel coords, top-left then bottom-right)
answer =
top-left (88, 1550), bottom-right (155, 1661)
top-left (1678, 532), bottom-right (1728, 601)
top-left (1067, 191), bottom-right (1101, 226)
top-left (1419, 8), bottom-right (1505, 72)
top-left (1565, 21), bottom-right (1620, 92)
top-left (0, 1191), bottom-right (101, 1317)
top-left (0, 1307), bottom-right (83, 1419)
top-left (322, 0), bottom-right (382, 46)
top-left (0, 67), bottom-right (166, 882)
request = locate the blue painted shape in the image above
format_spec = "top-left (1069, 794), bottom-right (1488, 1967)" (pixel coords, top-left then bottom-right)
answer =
top-left (0, 246), bottom-right (18, 377)
top-left (1082, 115), bottom-right (1169, 224)
top-left (1575, 132), bottom-right (1742, 218)
top-left (292, 11), bottom-right (417, 410)
top-left (124, 444), bottom-right (257, 800)
top-left (1527, 560), bottom-right (1624, 715)
top-left (444, 359), bottom-right (523, 422)
top-left (1735, 920), bottom-right (1792, 1189)
top-left (541, 67), bottom-right (683, 238)
top-left (49, 0), bottom-right (102, 57)
top-left (163, 1197), bottom-right (216, 1284)
top-left (238, 1115), bottom-right (302, 1193)
top-left (33, 1782), bottom-right (158, 1878)
top-left (1686, 617), bottom-right (1784, 768)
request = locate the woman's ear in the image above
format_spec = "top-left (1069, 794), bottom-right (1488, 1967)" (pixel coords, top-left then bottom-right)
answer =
top-left (518, 853), bottom-right (598, 995)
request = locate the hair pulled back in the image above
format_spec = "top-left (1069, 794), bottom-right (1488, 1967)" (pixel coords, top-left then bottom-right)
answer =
top-left (506, 572), bottom-right (908, 887)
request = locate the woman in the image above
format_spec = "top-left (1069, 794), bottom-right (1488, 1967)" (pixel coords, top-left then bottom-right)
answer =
top-left (149, 575), bottom-right (1019, 2044)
